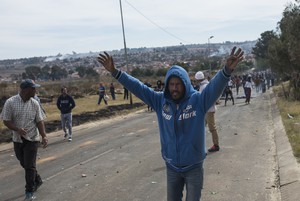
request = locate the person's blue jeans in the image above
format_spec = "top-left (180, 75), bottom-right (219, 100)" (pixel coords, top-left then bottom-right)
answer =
top-left (167, 162), bottom-right (204, 201)
top-left (61, 113), bottom-right (72, 136)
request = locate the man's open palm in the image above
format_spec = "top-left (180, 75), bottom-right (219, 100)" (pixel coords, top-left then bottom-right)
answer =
top-left (226, 47), bottom-right (244, 70)
top-left (97, 52), bottom-right (116, 73)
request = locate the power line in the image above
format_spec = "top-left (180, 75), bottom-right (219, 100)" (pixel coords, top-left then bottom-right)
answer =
top-left (124, 0), bottom-right (190, 44)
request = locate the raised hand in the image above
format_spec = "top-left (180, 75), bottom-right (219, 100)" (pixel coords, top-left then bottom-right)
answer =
top-left (225, 47), bottom-right (244, 71)
top-left (97, 52), bottom-right (116, 73)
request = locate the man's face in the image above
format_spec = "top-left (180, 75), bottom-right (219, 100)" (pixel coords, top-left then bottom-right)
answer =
top-left (62, 88), bottom-right (67, 95)
top-left (23, 87), bottom-right (36, 100)
top-left (168, 77), bottom-right (185, 101)
top-left (29, 87), bottom-right (36, 97)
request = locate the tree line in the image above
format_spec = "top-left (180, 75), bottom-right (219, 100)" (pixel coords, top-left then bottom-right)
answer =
top-left (22, 65), bottom-right (98, 81)
top-left (252, 0), bottom-right (300, 100)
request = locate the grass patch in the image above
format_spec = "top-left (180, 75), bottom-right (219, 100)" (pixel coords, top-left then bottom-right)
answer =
top-left (273, 84), bottom-right (300, 162)
top-left (43, 94), bottom-right (142, 121)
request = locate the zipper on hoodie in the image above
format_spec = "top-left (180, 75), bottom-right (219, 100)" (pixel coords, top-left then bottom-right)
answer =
top-left (175, 103), bottom-right (184, 167)
top-left (174, 104), bottom-right (180, 166)
top-left (175, 102), bottom-right (188, 168)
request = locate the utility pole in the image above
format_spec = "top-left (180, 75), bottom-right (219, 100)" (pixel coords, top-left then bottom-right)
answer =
top-left (119, 0), bottom-right (133, 105)
top-left (208, 35), bottom-right (214, 76)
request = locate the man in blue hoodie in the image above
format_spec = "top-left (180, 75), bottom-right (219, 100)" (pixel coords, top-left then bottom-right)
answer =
top-left (97, 47), bottom-right (243, 201)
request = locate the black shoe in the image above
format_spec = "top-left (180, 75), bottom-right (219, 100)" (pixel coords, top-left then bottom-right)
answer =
top-left (208, 145), bottom-right (220, 152)
top-left (33, 178), bottom-right (43, 192)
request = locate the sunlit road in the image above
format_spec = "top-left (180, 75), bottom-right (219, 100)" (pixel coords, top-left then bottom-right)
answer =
top-left (0, 89), bottom-right (281, 201)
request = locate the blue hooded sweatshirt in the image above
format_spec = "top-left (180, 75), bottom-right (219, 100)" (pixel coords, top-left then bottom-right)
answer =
top-left (113, 65), bottom-right (230, 172)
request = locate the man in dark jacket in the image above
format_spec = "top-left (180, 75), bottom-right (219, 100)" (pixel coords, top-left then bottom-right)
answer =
top-left (97, 47), bottom-right (243, 201)
top-left (56, 87), bottom-right (76, 142)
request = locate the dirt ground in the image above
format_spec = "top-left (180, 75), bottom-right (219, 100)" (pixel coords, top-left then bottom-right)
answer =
top-left (0, 102), bottom-right (145, 143)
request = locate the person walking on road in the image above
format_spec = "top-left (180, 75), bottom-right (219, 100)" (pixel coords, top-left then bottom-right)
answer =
top-left (224, 85), bottom-right (235, 106)
top-left (57, 87), bottom-right (76, 142)
top-left (234, 75), bottom-right (241, 95)
top-left (110, 82), bottom-right (116, 100)
top-left (97, 82), bottom-right (108, 105)
top-left (1, 79), bottom-right (48, 201)
top-left (244, 76), bottom-right (252, 104)
top-left (123, 86), bottom-right (129, 100)
top-left (97, 47), bottom-right (244, 201)
top-left (195, 71), bottom-right (220, 152)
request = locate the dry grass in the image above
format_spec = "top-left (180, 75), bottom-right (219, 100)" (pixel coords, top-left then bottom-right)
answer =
top-left (43, 94), bottom-right (143, 121)
top-left (0, 119), bottom-right (4, 131)
top-left (273, 83), bottom-right (300, 161)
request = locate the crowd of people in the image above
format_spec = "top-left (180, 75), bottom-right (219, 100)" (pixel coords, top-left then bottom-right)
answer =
top-left (222, 71), bottom-right (275, 105)
top-left (1, 46), bottom-right (277, 201)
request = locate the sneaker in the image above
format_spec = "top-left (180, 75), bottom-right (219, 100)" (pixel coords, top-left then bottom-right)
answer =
top-left (68, 137), bottom-right (72, 142)
top-left (64, 133), bottom-right (68, 139)
top-left (208, 145), bottom-right (220, 152)
top-left (24, 192), bottom-right (36, 201)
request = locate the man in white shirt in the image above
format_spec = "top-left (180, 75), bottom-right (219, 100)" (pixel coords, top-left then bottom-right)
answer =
top-left (195, 71), bottom-right (220, 152)
top-left (2, 79), bottom-right (48, 201)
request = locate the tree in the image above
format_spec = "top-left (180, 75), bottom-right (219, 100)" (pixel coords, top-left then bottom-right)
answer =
top-left (156, 68), bottom-right (168, 77)
top-left (85, 67), bottom-right (99, 77)
top-left (41, 65), bottom-right (51, 80)
top-left (265, 1), bottom-right (300, 100)
top-left (75, 66), bottom-right (98, 78)
top-left (192, 60), bottom-right (210, 72)
top-left (268, 38), bottom-right (291, 74)
top-left (279, 1), bottom-right (300, 71)
top-left (144, 68), bottom-right (154, 77)
top-left (22, 72), bottom-right (28, 79)
top-left (252, 31), bottom-right (278, 63)
top-left (76, 66), bottom-right (86, 78)
top-left (51, 65), bottom-right (67, 80)
top-left (131, 67), bottom-right (143, 77)
top-left (9, 73), bottom-right (21, 81)
top-left (25, 66), bottom-right (42, 80)
top-left (277, 1), bottom-right (300, 100)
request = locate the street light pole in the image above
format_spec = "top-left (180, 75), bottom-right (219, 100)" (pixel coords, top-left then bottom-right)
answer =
top-left (119, 0), bottom-right (133, 105)
top-left (208, 35), bottom-right (214, 76)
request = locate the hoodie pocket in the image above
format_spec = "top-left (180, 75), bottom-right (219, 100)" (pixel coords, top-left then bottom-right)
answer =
top-left (179, 143), bottom-right (204, 166)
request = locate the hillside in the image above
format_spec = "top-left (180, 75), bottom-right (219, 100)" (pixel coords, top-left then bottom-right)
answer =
top-left (0, 41), bottom-right (256, 81)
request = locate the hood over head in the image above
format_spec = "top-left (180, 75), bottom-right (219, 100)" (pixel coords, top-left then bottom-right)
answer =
top-left (164, 65), bottom-right (195, 102)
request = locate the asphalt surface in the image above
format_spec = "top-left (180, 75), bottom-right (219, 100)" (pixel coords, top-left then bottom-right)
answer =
top-left (0, 88), bottom-right (299, 201)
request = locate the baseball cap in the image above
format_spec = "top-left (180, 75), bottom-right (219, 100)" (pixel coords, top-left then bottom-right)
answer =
top-left (20, 79), bottom-right (41, 89)
top-left (195, 71), bottom-right (205, 80)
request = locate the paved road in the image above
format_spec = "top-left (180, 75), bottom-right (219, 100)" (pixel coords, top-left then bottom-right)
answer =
top-left (0, 88), bottom-right (299, 201)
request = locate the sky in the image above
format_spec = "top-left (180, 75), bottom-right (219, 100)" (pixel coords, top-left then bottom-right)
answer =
top-left (0, 0), bottom-right (292, 60)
